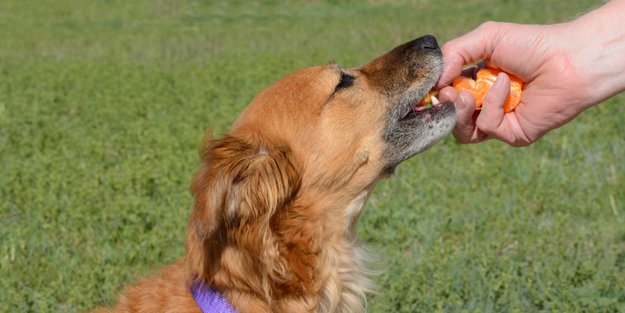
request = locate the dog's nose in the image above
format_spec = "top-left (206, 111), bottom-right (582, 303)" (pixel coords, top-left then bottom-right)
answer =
top-left (414, 35), bottom-right (439, 51)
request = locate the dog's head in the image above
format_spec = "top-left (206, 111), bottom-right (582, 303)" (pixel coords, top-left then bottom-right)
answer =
top-left (233, 35), bottom-right (453, 177)
top-left (186, 36), bottom-right (455, 305)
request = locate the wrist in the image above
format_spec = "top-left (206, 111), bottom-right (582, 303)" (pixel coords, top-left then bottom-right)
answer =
top-left (564, 0), bottom-right (625, 107)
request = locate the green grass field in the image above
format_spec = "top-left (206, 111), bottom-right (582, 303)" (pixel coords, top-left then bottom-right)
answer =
top-left (1, 1), bottom-right (624, 312)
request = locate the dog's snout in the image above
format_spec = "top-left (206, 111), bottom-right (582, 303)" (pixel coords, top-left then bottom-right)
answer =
top-left (398, 35), bottom-right (440, 56)
top-left (360, 35), bottom-right (443, 96)
top-left (413, 35), bottom-right (439, 51)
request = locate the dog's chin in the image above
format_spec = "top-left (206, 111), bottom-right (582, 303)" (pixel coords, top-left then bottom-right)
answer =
top-left (381, 98), bottom-right (456, 173)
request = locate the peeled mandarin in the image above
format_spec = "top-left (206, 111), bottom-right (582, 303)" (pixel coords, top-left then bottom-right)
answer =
top-left (452, 76), bottom-right (484, 106)
top-left (453, 68), bottom-right (523, 112)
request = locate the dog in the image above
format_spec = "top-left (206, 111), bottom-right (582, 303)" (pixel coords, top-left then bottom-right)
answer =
top-left (91, 35), bottom-right (455, 313)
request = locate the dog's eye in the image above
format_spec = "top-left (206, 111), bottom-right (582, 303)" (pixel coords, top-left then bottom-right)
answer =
top-left (335, 72), bottom-right (355, 91)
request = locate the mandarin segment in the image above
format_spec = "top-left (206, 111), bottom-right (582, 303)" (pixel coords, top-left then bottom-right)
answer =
top-left (452, 68), bottom-right (523, 112)
top-left (453, 76), bottom-right (484, 108)
top-left (418, 91), bottom-right (439, 106)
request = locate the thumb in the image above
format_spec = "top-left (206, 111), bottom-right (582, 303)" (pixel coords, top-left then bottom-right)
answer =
top-left (437, 22), bottom-right (500, 88)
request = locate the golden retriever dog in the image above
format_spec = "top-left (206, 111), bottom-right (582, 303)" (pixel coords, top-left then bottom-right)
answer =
top-left (92, 35), bottom-right (455, 313)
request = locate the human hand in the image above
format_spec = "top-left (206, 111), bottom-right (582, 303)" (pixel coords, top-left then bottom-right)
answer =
top-left (438, 0), bottom-right (625, 146)
top-left (438, 22), bottom-right (590, 146)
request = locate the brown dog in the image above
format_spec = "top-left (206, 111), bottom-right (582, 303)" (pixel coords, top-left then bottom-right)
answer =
top-left (92, 35), bottom-right (455, 313)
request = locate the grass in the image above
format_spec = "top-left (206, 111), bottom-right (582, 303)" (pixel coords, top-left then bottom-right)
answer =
top-left (1, 0), bottom-right (624, 312)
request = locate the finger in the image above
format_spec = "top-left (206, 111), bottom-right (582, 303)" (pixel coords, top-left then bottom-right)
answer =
top-left (443, 89), bottom-right (480, 144)
top-left (483, 59), bottom-right (500, 71)
top-left (475, 72), bottom-right (511, 140)
top-left (437, 22), bottom-right (500, 88)
top-left (437, 46), bottom-right (464, 88)
top-left (437, 86), bottom-right (458, 103)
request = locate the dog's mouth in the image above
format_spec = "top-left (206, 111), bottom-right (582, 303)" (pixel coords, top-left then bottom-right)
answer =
top-left (396, 77), bottom-right (453, 123)
top-left (398, 89), bottom-right (451, 121)
top-left (364, 35), bottom-right (456, 170)
top-left (382, 72), bottom-right (456, 170)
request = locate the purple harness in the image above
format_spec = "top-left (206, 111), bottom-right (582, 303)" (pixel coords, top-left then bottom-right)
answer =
top-left (190, 282), bottom-right (237, 313)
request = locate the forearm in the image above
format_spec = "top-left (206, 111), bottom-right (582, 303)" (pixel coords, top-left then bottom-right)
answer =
top-left (565, 0), bottom-right (625, 107)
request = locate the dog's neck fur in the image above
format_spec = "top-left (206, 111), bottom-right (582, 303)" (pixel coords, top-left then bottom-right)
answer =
top-left (316, 191), bottom-right (376, 313)
top-left (187, 189), bottom-right (375, 313)
top-left (276, 192), bottom-right (375, 313)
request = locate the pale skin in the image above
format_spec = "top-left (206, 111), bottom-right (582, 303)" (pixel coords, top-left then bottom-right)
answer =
top-left (437, 0), bottom-right (625, 147)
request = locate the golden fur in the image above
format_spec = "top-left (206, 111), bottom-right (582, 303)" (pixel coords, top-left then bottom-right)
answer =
top-left (92, 36), bottom-right (455, 313)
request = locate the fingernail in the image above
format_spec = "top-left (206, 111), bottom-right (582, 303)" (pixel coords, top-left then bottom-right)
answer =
top-left (492, 72), bottom-right (507, 89)
top-left (458, 93), bottom-right (467, 109)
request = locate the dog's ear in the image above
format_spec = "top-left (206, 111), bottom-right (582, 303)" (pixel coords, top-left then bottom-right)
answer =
top-left (185, 134), bottom-right (300, 282)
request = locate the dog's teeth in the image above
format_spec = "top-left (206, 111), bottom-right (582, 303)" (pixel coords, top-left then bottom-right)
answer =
top-left (431, 95), bottom-right (440, 105)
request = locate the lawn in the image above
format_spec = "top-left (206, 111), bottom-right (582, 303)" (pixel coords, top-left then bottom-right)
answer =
top-left (1, 0), bottom-right (624, 312)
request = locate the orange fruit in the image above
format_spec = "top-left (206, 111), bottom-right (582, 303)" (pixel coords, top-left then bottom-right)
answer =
top-left (452, 76), bottom-right (484, 106)
top-left (417, 91), bottom-right (439, 106)
top-left (453, 68), bottom-right (523, 112)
